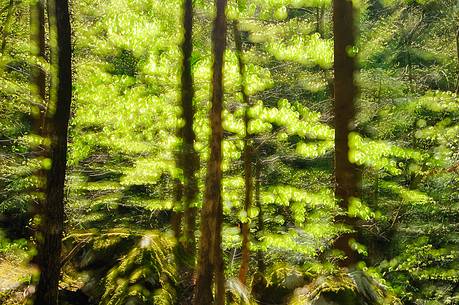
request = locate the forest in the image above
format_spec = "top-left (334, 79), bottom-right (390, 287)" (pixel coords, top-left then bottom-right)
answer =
top-left (0, 0), bottom-right (458, 304)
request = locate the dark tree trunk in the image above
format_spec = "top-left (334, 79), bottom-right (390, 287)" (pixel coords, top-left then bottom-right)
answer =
top-left (193, 0), bottom-right (227, 304)
top-left (332, 0), bottom-right (359, 268)
top-left (174, 0), bottom-right (199, 303)
top-left (180, 0), bottom-right (199, 260)
top-left (233, 21), bottom-right (253, 286)
top-left (171, 178), bottom-right (183, 242)
top-left (34, 0), bottom-right (72, 304)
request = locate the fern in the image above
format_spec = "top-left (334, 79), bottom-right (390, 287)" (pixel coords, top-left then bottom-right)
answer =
top-left (99, 232), bottom-right (176, 305)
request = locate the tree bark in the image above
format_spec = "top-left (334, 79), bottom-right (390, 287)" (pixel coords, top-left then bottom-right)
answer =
top-left (180, 0), bottom-right (199, 260)
top-left (171, 178), bottom-right (183, 242)
top-left (332, 0), bottom-right (359, 268)
top-left (174, 0), bottom-right (198, 303)
top-left (34, 0), bottom-right (72, 303)
top-left (233, 21), bottom-right (253, 286)
top-left (193, 0), bottom-right (227, 304)
top-left (29, 0), bottom-right (48, 270)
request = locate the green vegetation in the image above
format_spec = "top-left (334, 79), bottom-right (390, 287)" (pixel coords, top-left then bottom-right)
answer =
top-left (0, 0), bottom-right (458, 304)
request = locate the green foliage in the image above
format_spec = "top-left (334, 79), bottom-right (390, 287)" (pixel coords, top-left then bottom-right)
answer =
top-left (100, 232), bottom-right (176, 305)
top-left (267, 34), bottom-right (333, 69)
top-left (1, 0), bottom-right (458, 304)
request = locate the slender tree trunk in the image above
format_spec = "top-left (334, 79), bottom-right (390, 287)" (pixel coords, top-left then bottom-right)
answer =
top-left (332, 0), bottom-right (359, 268)
top-left (1, 0), bottom-right (15, 53)
top-left (319, 5), bottom-right (325, 37)
top-left (316, 4), bottom-right (325, 37)
top-left (180, 0), bottom-right (199, 260)
top-left (174, 1), bottom-right (198, 299)
top-left (407, 45), bottom-right (413, 92)
top-left (29, 0), bottom-right (48, 269)
top-left (34, 0), bottom-right (72, 303)
top-left (171, 178), bottom-right (183, 241)
top-left (455, 26), bottom-right (459, 94)
top-left (171, 178), bottom-right (186, 303)
top-left (233, 21), bottom-right (253, 286)
top-left (30, 0), bottom-right (47, 133)
top-left (193, 1), bottom-right (227, 304)
top-left (251, 164), bottom-right (268, 304)
top-left (254, 164), bottom-right (264, 274)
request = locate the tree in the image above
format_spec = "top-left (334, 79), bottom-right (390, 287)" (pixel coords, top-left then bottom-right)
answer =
top-left (332, 0), bottom-right (360, 269)
top-left (30, 0), bottom-right (47, 134)
top-left (233, 20), bottom-right (253, 286)
top-left (193, 0), bottom-right (227, 304)
top-left (34, 0), bottom-right (72, 303)
top-left (174, 0), bottom-right (199, 301)
top-left (0, 0), bottom-right (14, 54)
top-left (29, 0), bottom-right (48, 273)
top-left (179, 0), bottom-right (199, 263)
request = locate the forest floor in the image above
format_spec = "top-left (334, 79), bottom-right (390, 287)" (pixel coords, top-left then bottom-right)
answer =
top-left (0, 256), bottom-right (33, 304)
top-left (0, 258), bottom-right (30, 291)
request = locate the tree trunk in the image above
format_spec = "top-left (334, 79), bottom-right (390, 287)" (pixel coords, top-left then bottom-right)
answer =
top-left (180, 0), bottom-right (199, 260)
top-left (254, 164), bottom-right (264, 274)
top-left (193, 0), bottom-right (227, 304)
top-left (251, 164), bottom-right (267, 303)
top-left (29, 0), bottom-right (48, 270)
top-left (316, 4), bottom-right (325, 37)
top-left (332, 0), bottom-right (359, 268)
top-left (171, 178), bottom-right (183, 243)
top-left (233, 21), bottom-right (253, 286)
top-left (34, 0), bottom-right (72, 303)
top-left (455, 26), bottom-right (459, 94)
top-left (174, 0), bottom-right (198, 303)
top-left (30, 0), bottom-right (47, 134)
top-left (1, 0), bottom-right (15, 53)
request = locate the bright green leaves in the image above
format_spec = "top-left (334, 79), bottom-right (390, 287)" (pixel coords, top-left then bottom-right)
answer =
top-left (412, 92), bottom-right (459, 167)
top-left (247, 99), bottom-right (334, 140)
top-left (262, 186), bottom-right (334, 226)
top-left (121, 159), bottom-right (178, 186)
top-left (349, 133), bottom-right (424, 175)
top-left (248, 119), bottom-right (273, 135)
top-left (262, 186), bottom-right (334, 208)
top-left (243, 63), bottom-right (275, 95)
top-left (296, 141), bottom-right (334, 158)
top-left (222, 176), bottom-right (244, 212)
top-left (71, 64), bottom-right (180, 163)
top-left (414, 91), bottom-right (459, 113)
top-left (194, 51), bottom-right (274, 102)
top-left (381, 182), bottom-right (433, 205)
top-left (349, 238), bottom-right (368, 256)
top-left (234, 0), bottom-right (331, 21)
top-left (222, 110), bottom-right (245, 136)
top-left (98, 0), bottom-right (181, 56)
top-left (267, 33), bottom-right (333, 69)
top-left (348, 197), bottom-right (375, 221)
top-left (384, 238), bottom-right (459, 284)
top-left (259, 229), bottom-right (317, 256)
